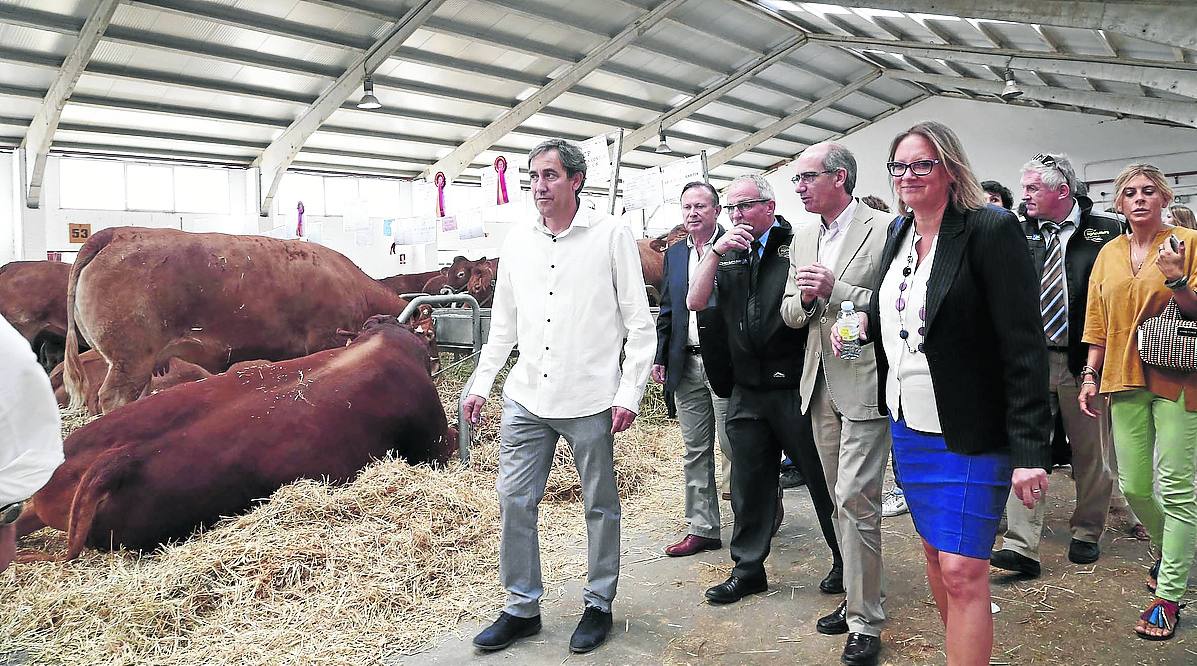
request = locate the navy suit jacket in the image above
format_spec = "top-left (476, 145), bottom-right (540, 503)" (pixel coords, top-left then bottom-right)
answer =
top-left (654, 227), bottom-right (733, 397)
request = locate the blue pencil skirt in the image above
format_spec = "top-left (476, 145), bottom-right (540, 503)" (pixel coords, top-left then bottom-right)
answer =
top-left (891, 417), bottom-right (1012, 559)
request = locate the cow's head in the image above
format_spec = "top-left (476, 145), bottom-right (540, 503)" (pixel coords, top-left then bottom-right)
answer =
top-left (466, 259), bottom-right (497, 307)
top-left (411, 305), bottom-right (441, 374)
top-left (350, 314), bottom-right (440, 376)
top-left (446, 255), bottom-right (474, 290)
top-left (662, 223), bottom-right (688, 247)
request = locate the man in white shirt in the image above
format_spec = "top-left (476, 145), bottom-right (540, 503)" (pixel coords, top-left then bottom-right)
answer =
top-left (464, 138), bottom-right (655, 655)
top-left (0, 317), bottom-right (65, 573)
top-left (781, 142), bottom-right (891, 666)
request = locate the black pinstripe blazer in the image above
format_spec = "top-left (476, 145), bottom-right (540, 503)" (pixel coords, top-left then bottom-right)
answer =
top-left (867, 205), bottom-right (1053, 470)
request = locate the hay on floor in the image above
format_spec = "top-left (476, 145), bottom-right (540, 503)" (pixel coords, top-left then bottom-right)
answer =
top-left (0, 357), bottom-right (685, 665)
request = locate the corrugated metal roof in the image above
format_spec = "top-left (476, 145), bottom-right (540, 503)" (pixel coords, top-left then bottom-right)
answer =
top-left (0, 0), bottom-right (1192, 195)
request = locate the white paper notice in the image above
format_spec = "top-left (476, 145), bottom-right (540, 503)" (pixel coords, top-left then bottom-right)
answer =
top-left (458, 210), bottom-right (485, 240)
top-left (440, 215), bottom-right (457, 232)
top-left (393, 217), bottom-right (437, 245)
top-left (622, 167), bottom-right (663, 211)
top-left (579, 134), bottom-right (612, 185)
top-left (660, 155), bottom-right (706, 203)
top-left (412, 181), bottom-right (438, 219)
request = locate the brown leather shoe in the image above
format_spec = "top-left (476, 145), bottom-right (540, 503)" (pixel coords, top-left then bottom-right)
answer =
top-left (665, 534), bottom-right (722, 557)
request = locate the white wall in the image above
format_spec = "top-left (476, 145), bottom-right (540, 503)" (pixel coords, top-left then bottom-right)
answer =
top-left (765, 97), bottom-right (1197, 224)
top-left (0, 151), bottom-right (15, 265)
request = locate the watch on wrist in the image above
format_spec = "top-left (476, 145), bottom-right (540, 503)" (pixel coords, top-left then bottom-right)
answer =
top-left (0, 502), bottom-right (22, 526)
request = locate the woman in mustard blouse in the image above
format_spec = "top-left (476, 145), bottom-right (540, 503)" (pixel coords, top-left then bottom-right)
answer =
top-left (1079, 163), bottom-right (1197, 641)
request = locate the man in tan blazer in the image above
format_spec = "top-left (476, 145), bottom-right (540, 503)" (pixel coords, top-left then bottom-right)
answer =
top-left (780, 142), bottom-right (892, 666)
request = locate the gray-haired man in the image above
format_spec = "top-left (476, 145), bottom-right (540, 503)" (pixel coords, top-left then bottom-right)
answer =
top-left (992, 152), bottom-right (1121, 576)
top-left (465, 138), bottom-right (655, 654)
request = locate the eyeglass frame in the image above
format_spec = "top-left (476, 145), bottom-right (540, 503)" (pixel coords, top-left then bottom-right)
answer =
top-left (790, 169), bottom-right (838, 185)
top-left (886, 159), bottom-right (942, 177)
top-left (722, 198), bottom-right (771, 214)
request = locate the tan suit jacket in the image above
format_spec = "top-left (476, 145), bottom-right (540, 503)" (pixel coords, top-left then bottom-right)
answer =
top-left (780, 201), bottom-right (890, 420)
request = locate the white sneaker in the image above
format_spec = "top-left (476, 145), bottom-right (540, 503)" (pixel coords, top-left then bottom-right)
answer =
top-left (882, 488), bottom-right (909, 517)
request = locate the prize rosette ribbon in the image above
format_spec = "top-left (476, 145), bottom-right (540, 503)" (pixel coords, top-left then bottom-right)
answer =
top-left (494, 156), bottom-right (509, 205)
top-left (296, 201), bottom-right (305, 237)
top-left (434, 171), bottom-right (447, 218)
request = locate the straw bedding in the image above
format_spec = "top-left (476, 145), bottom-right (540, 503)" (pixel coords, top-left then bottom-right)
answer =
top-left (0, 360), bottom-right (684, 665)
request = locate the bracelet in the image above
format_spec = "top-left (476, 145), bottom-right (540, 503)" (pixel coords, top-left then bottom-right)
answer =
top-left (1081, 379), bottom-right (1097, 387)
top-left (1080, 365), bottom-right (1100, 379)
top-left (712, 248), bottom-right (724, 258)
top-left (1164, 274), bottom-right (1189, 290)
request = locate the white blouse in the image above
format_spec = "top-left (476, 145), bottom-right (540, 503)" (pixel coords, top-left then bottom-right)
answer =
top-left (878, 225), bottom-right (942, 433)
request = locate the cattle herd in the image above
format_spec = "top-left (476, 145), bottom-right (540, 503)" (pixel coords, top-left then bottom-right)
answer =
top-left (1, 222), bottom-right (686, 561)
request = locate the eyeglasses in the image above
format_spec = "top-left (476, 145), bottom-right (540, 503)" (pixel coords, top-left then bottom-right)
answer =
top-left (790, 170), bottom-right (836, 184)
top-left (723, 198), bottom-right (770, 214)
top-left (886, 159), bottom-right (941, 177)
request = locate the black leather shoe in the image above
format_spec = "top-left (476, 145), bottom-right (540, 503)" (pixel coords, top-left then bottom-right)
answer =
top-left (705, 575), bottom-right (768, 604)
top-left (820, 563), bottom-right (845, 594)
top-left (817, 600), bottom-right (848, 635)
top-left (780, 465), bottom-right (806, 489)
top-left (569, 605), bottom-right (612, 654)
top-left (1068, 538), bottom-right (1100, 564)
top-left (841, 632), bottom-right (881, 665)
top-left (472, 612), bottom-right (541, 651)
top-left (990, 548), bottom-right (1041, 577)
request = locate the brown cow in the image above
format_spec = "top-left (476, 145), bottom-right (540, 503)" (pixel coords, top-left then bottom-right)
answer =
top-left (466, 258), bottom-right (498, 307)
top-left (0, 260), bottom-right (79, 371)
top-left (20, 316), bottom-right (455, 558)
top-left (63, 227), bottom-right (408, 414)
top-left (636, 225), bottom-right (688, 300)
top-left (49, 351), bottom-right (213, 415)
top-left (380, 255), bottom-right (476, 296)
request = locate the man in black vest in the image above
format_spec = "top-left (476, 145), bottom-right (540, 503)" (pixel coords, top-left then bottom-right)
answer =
top-left (992, 152), bottom-right (1122, 576)
top-left (687, 174), bottom-right (841, 605)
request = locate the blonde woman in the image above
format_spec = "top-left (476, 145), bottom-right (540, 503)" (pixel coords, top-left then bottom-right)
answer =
top-left (1080, 164), bottom-right (1197, 640)
top-left (1169, 205), bottom-right (1196, 230)
top-left (836, 121), bottom-right (1052, 664)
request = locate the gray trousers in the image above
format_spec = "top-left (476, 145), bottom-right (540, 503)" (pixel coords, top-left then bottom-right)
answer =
top-left (809, 372), bottom-right (890, 637)
top-left (999, 350), bottom-right (1113, 561)
top-left (674, 354), bottom-right (730, 538)
top-left (497, 396), bottom-right (620, 617)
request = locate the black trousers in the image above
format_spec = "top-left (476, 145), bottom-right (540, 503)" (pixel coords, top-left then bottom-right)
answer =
top-left (725, 384), bottom-right (841, 580)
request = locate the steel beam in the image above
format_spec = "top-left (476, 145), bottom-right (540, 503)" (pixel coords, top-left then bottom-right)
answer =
top-left (252, 0), bottom-right (446, 216)
top-left (707, 71), bottom-right (881, 170)
top-left (791, 1), bottom-right (1197, 51)
top-left (834, 40), bottom-right (1197, 99)
top-left (18, 0), bottom-right (119, 208)
top-left (884, 70), bottom-right (1197, 127)
top-left (620, 34), bottom-right (808, 153)
top-left (421, 0), bottom-right (688, 182)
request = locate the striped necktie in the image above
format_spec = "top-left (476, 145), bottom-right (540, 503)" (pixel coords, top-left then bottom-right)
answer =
top-left (1040, 221), bottom-right (1069, 345)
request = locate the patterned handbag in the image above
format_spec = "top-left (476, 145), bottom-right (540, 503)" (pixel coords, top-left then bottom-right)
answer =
top-left (1137, 299), bottom-right (1197, 372)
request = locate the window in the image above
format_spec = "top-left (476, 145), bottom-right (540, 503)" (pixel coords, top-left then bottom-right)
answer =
top-left (59, 159), bottom-right (124, 210)
top-left (324, 177), bottom-right (359, 216)
top-left (360, 178), bottom-right (400, 218)
top-left (276, 173), bottom-right (325, 217)
top-left (174, 167), bottom-right (229, 214)
top-left (125, 163), bottom-right (174, 211)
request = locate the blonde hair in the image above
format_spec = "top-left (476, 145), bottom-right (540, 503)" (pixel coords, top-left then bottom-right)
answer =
top-left (888, 121), bottom-right (986, 216)
top-left (1111, 163), bottom-right (1175, 216)
top-left (1170, 205), bottom-right (1196, 230)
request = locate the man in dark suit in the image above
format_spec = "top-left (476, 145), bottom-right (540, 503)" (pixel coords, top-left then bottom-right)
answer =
top-left (653, 181), bottom-right (734, 557)
top-left (992, 152), bottom-right (1122, 576)
top-left (687, 174), bottom-right (841, 606)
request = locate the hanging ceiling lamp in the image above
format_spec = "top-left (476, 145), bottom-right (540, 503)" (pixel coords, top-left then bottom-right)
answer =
top-left (357, 75), bottom-right (382, 110)
top-left (655, 130), bottom-right (672, 154)
top-left (1000, 68), bottom-right (1023, 100)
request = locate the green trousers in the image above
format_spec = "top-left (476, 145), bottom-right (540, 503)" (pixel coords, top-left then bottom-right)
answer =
top-left (1110, 389), bottom-right (1197, 602)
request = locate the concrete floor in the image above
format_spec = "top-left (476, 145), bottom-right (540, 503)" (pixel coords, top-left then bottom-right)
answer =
top-left (407, 471), bottom-right (1196, 666)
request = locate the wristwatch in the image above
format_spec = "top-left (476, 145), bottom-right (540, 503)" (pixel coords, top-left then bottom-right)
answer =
top-left (0, 502), bottom-right (22, 526)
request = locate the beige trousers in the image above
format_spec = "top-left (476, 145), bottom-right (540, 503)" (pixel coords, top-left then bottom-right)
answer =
top-left (809, 372), bottom-right (891, 637)
top-left (999, 350), bottom-right (1113, 561)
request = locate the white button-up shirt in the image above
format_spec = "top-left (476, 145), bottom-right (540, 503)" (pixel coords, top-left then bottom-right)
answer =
top-left (469, 206), bottom-right (656, 418)
top-left (686, 228), bottom-right (719, 346)
top-left (0, 318), bottom-right (64, 506)
top-left (818, 198), bottom-right (857, 269)
top-left (879, 225), bottom-right (942, 433)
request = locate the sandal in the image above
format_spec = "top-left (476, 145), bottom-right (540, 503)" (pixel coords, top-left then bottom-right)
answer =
top-left (1148, 558), bottom-right (1161, 593)
top-left (1131, 523), bottom-right (1150, 541)
top-left (1136, 598), bottom-right (1181, 641)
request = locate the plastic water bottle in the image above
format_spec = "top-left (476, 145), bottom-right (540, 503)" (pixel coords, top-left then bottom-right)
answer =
top-left (837, 301), bottom-right (861, 360)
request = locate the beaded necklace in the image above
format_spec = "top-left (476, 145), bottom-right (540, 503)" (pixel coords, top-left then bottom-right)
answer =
top-left (896, 230), bottom-right (927, 354)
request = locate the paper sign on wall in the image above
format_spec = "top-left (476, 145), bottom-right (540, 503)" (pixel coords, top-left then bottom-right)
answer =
top-left (458, 210), bottom-right (485, 240)
top-left (622, 167), bottom-right (663, 211)
top-left (440, 215), bottom-right (457, 232)
top-left (660, 155), bottom-right (706, 203)
top-left (579, 134), bottom-right (612, 185)
top-left (68, 223), bottom-right (92, 244)
top-left (392, 217), bottom-right (437, 245)
top-left (382, 218), bottom-right (394, 237)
